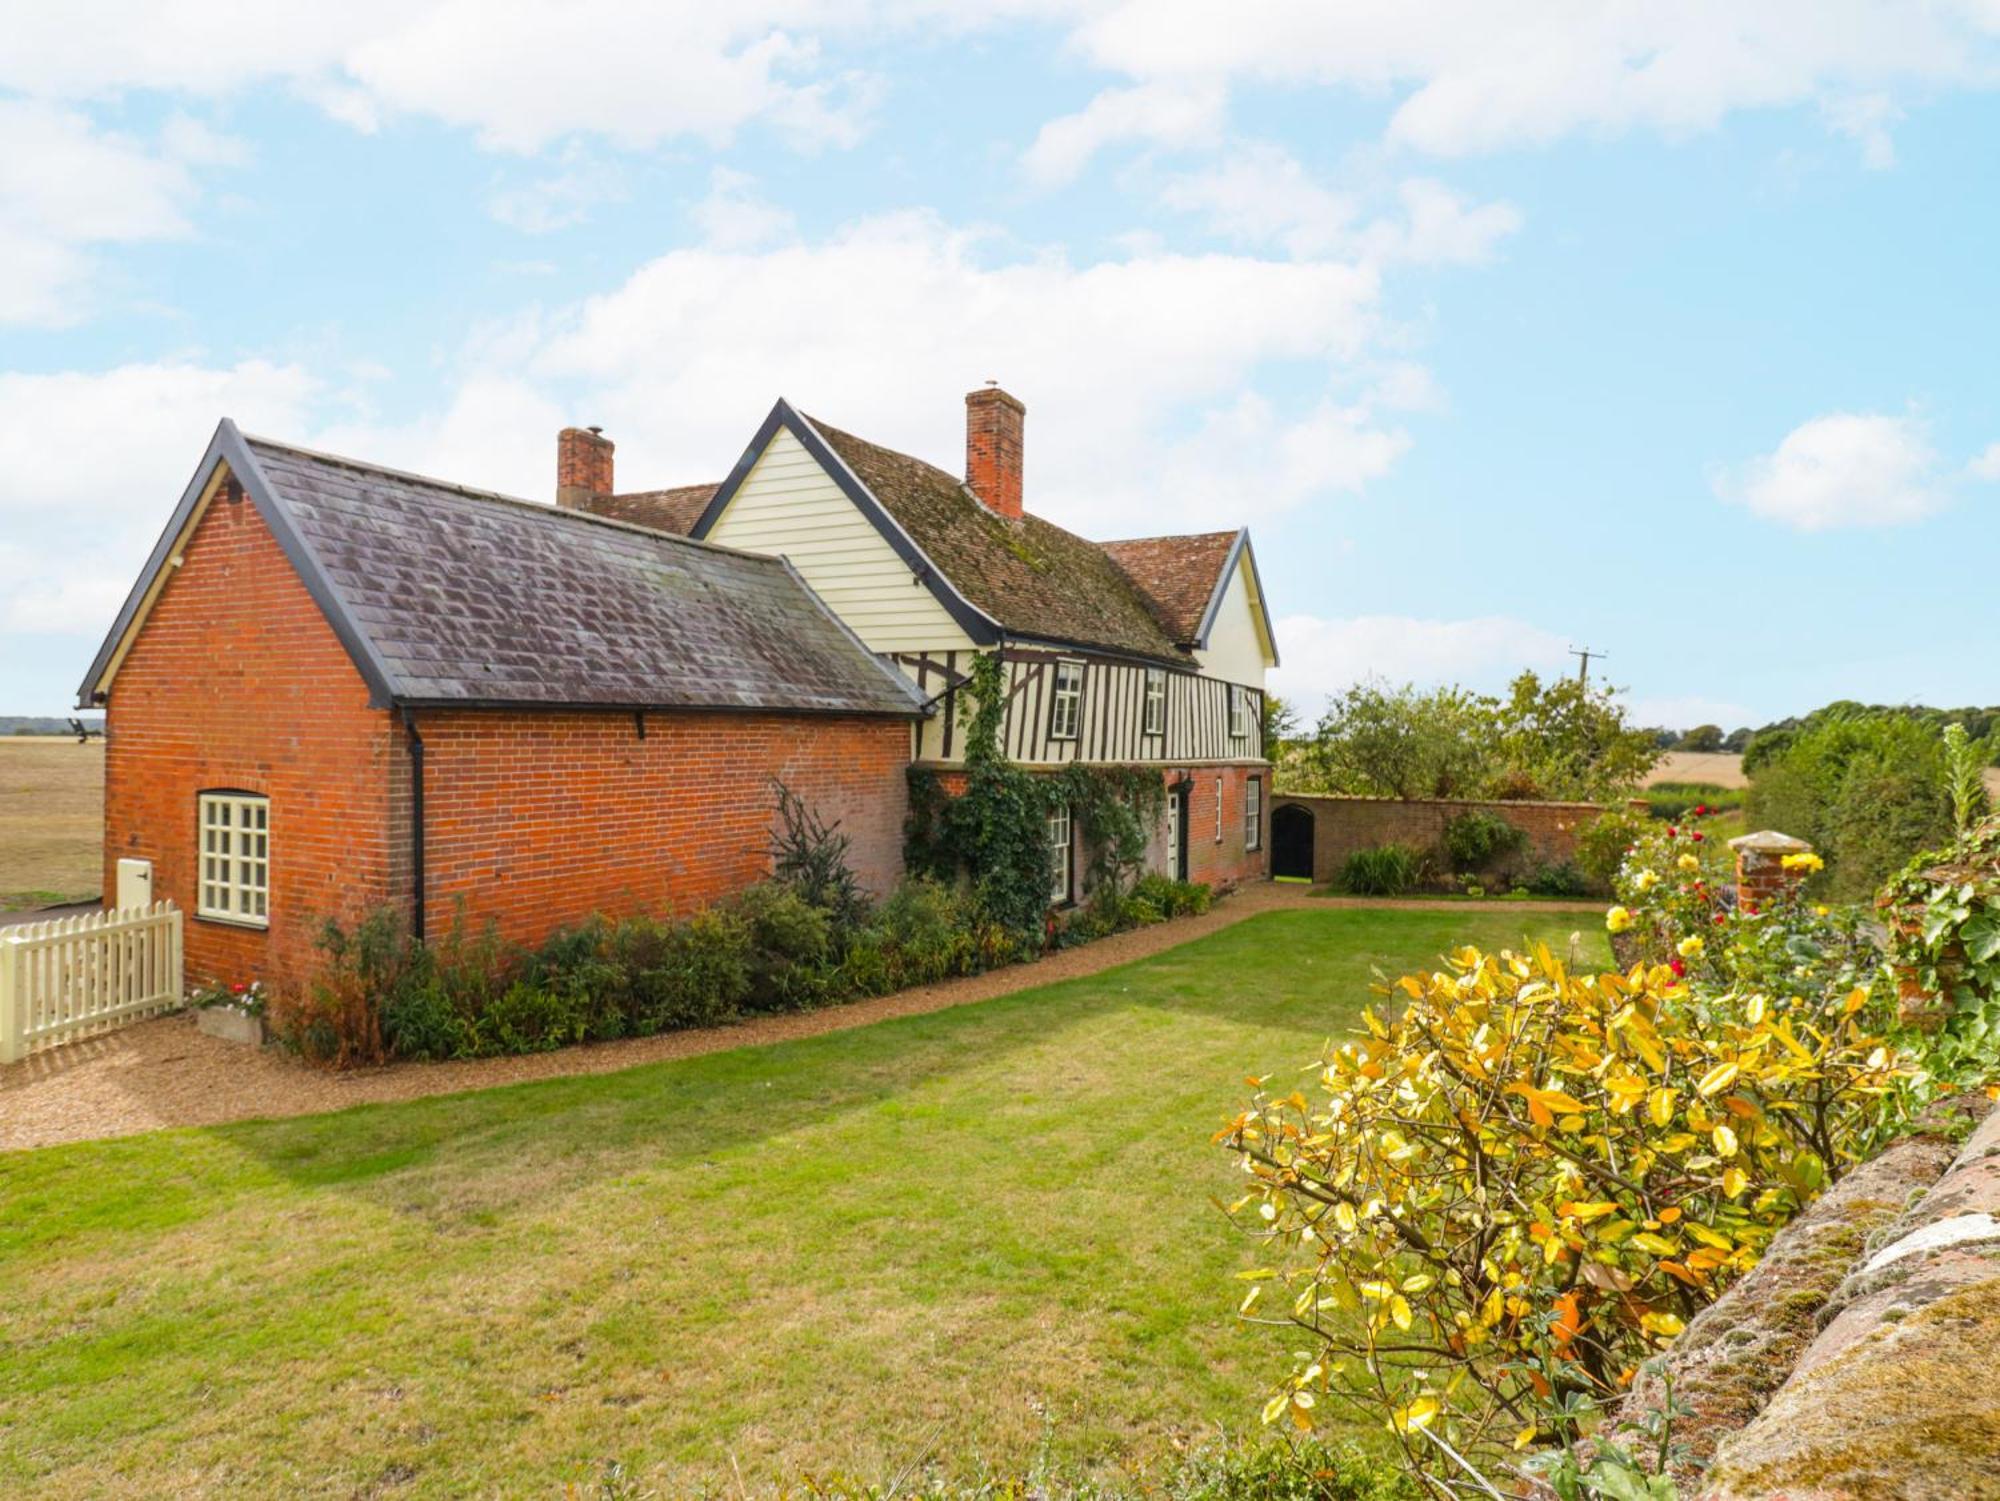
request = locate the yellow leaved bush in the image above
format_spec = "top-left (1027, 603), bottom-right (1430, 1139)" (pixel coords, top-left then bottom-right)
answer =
top-left (1218, 942), bottom-right (1906, 1479)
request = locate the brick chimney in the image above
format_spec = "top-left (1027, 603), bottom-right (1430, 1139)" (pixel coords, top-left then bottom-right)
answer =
top-left (556, 426), bottom-right (614, 509)
top-left (965, 384), bottom-right (1025, 520)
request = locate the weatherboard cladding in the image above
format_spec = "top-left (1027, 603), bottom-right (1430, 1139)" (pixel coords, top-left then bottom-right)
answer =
top-left (242, 438), bottom-right (924, 718)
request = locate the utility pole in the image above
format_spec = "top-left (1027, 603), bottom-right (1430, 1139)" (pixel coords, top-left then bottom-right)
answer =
top-left (1569, 645), bottom-right (1605, 691)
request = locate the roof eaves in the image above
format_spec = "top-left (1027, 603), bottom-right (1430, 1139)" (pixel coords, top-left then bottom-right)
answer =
top-left (775, 556), bottom-right (931, 718)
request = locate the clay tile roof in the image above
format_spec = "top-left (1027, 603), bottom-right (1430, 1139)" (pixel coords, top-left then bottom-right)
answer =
top-left (572, 483), bottom-right (717, 536)
top-left (237, 437), bottom-right (923, 717)
top-left (806, 418), bottom-right (1191, 664)
top-left (1098, 530), bottom-right (1241, 648)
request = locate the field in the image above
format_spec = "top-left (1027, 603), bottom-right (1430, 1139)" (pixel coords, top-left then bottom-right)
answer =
top-left (0, 736), bottom-right (102, 911)
top-left (0, 906), bottom-right (1606, 1498)
top-left (1642, 751), bottom-right (1746, 788)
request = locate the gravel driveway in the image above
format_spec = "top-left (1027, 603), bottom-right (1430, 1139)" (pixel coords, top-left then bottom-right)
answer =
top-left (1, 886), bottom-right (1598, 1152)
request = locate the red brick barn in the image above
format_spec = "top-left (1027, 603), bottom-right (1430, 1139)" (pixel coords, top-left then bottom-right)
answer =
top-left (80, 421), bottom-right (926, 991)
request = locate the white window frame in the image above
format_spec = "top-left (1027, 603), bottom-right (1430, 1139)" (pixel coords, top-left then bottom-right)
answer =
top-left (1215, 774), bottom-right (1224, 843)
top-left (197, 791), bottom-right (270, 927)
top-left (1230, 685), bottom-right (1251, 740)
top-left (1047, 803), bottom-right (1073, 904)
top-left (1246, 777), bottom-right (1262, 851)
top-left (1048, 659), bottom-right (1084, 741)
top-left (1143, 668), bottom-right (1167, 737)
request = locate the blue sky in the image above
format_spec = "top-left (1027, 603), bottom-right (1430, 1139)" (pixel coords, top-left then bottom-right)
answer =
top-left (3, 3), bottom-right (1998, 729)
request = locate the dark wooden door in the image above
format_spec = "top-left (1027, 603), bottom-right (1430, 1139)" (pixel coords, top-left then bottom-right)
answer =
top-left (1272, 802), bottom-right (1314, 881)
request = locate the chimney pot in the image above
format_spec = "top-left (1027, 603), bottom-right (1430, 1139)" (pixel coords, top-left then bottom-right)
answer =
top-left (965, 385), bottom-right (1025, 520)
top-left (557, 425), bottom-right (614, 509)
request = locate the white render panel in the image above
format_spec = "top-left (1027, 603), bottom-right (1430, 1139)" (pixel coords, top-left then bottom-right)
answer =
top-left (1195, 554), bottom-right (1274, 689)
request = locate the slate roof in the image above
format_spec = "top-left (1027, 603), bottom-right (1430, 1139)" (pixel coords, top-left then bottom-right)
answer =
top-left (572, 483), bottom-right (717, 536)
top-left (79, 421), bottom-right (926, 718)
top-left (1099, 531), bottom-right (1242, 648)
top-left (806, 418), bottom-right (1191, 664)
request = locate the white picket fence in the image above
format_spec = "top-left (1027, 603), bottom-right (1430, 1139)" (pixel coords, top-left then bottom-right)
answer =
top-left (0, 902), bottom-right (184, 1063)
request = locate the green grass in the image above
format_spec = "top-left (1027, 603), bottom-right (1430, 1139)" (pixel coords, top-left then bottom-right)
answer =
top-left (0, 909), bottom-right (1605, 1499)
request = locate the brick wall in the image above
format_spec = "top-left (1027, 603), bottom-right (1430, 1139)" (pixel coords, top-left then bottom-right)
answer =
top-left (103, 484), bottom-right (405, 991)
top-left (1271, 793), bottom-right (1607, 886)
top-left (105, 481), bottom-right (913, 991)
top-left (415, 709), bottom-right (909, 946)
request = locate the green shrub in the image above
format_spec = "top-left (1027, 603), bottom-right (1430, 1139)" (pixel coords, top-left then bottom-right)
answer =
top-left (1132, 872), bottom-right (1212, 917)
top-left (870, 876), bottom-right (976, 985)
top-left (1438, 808), bottom-right (1524, 872)
top-left (733, 881), bottom-right (839, 1011)
top-left (1748, 712), bottom-right (1955, 900)
top-left (470, 977), bottom-right (593, 1055)
top-left (1338, 843), bottom-right (1424, 896)
top-left (618, 909), bottom-right (750, 1031)
top-left (1524, 859), bottom-right (1590, 898)
top-left (1575, 805), bottom-right (1650, 891)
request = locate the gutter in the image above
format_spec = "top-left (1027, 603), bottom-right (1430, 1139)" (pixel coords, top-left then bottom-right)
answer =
top-left (400, 707), bottom-right (426, 942)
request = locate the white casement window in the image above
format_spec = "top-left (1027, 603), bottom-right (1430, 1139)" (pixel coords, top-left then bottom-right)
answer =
top-left (1049, 660), bottom-right (1084, 741)
top-left (1230, 685), bottom-right (1252, 740)
top-left (198, 791), bottom-right (269, 926)
top-left (1246, 777), bottom-right (1263, 851)
top-left (1215, 775), bottom-right (1224, 842)
top-left (1047, 804), bottom-right (1073, 903)
top-left (1143, 668), bottom-right (1167, 737)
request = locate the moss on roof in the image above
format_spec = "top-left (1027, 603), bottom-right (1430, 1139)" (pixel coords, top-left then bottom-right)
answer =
top-left (808, 418), bottom-right (1192, 663)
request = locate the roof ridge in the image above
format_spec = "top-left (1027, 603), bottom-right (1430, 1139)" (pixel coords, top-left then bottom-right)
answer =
top-left (1100, 528), bottom-right (1243, 547)
top-left (240, 433), bottom-right (768, 564)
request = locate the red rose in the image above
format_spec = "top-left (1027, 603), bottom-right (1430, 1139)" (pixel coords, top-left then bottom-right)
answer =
top-left (1691, 831), bottom-right (1704, 842)
top-left (1713, 910), bottom-right (1727, 924)
top-left (1667, 826), bottom-right (1678, 837)
top-left (1695, 804), bottom-right (1708, 815)
top-left (1670, 957), bottom-right (1686, 977)
top-left (231, 982), bottom-right (247, 994)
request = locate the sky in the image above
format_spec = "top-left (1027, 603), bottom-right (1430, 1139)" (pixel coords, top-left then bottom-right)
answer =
top-left (2, 2), bottom-right (1998, 730)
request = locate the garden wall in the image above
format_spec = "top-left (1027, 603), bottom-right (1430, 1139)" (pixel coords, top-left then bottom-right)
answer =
top-left (1269, 792), bottom-right (1615, 885)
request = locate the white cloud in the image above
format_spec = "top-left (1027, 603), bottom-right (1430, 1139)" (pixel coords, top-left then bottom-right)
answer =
top-left (1057, 1), bottom-right (2000, 161)
top-left (488, 152), bottom-right (627, 234)
top-left (0, 360), bottom-right (321, 639)
top-left (1158, 147), bottom-right (1520, 268)
top-left (1024, 79), bottom-right (1226, 185)
top-left (1716, 411), bottom-right (1948, 530)
top-left (1969, 442), bottom-right (2000, 481)
top-left (0, 99), bottom-right (243, 324)
top-left (1820, 91), bottom-right (1904, 169)
top-left (1268, 611), bottom-right (1569, 714)
top-left (691, 168), bottom-right (798, 250)
top-left (531, 209), bottom-right (1402, 534)
top-left (0, 2), bottom-right (897, 155)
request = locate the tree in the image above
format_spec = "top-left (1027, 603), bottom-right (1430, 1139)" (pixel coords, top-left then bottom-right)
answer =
top-left (1722, 726), bottom-right (1753, 753)
top-left (1676, 724), bottom-right (1724, 752)
top-left (1260, 693), bottom-right (1300, 762)
top-left (1490, 671), bottom-right (1661, 802)
top-left (1304, 680), bottom-right (1496, 799)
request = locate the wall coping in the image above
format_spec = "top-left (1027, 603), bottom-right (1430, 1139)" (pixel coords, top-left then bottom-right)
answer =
top-left (1270, 792), bottom-right (1611, 813)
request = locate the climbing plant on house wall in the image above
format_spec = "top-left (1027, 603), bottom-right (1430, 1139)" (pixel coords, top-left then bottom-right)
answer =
top-left (905, 651), bottom-right (1168, 936)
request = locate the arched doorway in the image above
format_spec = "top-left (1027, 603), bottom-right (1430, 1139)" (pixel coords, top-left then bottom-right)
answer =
top-left (1272, 802), bottom-right (1315, 881)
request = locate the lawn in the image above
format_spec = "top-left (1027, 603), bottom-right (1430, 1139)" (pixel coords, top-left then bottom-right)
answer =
top-left (0, 908), bottom-right (1605, 1498)
top-left (0, 735), bottom-right (103, 911)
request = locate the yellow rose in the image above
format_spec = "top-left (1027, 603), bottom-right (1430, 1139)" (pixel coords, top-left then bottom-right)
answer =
top-left (1606, 906), bottom-right (1634, 934)
top-left (1782, 851), bottom-right (1825, 874)
top-left (1677, 936), bottom-right (1705, 959)
top-left (1677, 854), bottom-right (1701, 873)
top-left (1634, 870), bottom-right (1659, 894)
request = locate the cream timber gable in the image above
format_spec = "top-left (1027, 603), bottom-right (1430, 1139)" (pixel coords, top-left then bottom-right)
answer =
top-left (703, 426), bottom-right (976, 657)
top-left (1194, 550), bottom-right (1277, 690)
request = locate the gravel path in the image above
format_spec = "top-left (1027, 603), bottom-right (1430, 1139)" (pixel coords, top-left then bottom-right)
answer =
top-left (0, 886), bottom-right (1600, 1152)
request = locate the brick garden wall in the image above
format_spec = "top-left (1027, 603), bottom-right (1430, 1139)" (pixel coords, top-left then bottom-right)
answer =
top-left (1271, 793), bottom-right (1608, 886)
top-left (103, 484), bottom-right (406, 992)
top-left (415, 709), bottom-right (910, 947)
